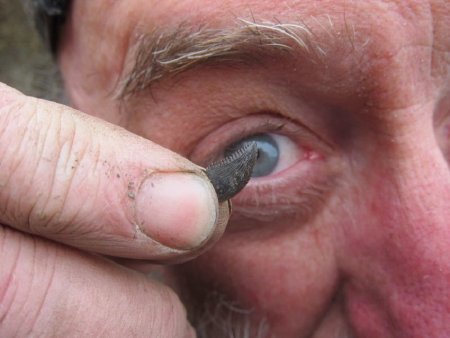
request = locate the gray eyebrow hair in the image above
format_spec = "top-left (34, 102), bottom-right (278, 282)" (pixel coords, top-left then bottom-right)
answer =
top-left (117, 19), bottom-right (325, 100)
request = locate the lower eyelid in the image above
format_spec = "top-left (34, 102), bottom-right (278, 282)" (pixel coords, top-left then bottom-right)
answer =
top-left (229, 162), bottom-right (335, 228)
top-left (189, 113), bottom-right (335, 226)
top-left (237, 150), bottom-right (327, 194)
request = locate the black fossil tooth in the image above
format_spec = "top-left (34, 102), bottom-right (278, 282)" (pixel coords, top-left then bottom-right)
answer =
top-left (205, 142), bottom-right (258, 202)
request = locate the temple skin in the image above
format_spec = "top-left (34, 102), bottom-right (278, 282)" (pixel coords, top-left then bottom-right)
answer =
top-left (59, 0), bottom-right (450, 337)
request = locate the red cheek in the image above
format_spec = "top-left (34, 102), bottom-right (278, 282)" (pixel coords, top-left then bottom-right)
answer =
top-left (334, 158), bottom-right (450, 337)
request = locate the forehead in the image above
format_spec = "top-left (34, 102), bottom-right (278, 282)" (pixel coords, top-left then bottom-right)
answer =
top-left (62, 0), bottom-right (450, 118)
top-left (71, 0), bottom-right (449, 39)
top-left (66, 0), bottom-right (450, 72)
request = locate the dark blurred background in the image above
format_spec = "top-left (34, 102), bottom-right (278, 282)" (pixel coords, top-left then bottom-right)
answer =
top-left (0, 0), bottom-right (62, 101)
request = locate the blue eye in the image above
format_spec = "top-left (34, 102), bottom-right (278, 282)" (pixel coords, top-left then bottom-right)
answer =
top-left (225, 134), bottom-right (280, 177)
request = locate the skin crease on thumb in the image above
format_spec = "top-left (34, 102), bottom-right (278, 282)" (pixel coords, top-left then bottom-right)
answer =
top-left (0, 83), bottom-right (231, 262)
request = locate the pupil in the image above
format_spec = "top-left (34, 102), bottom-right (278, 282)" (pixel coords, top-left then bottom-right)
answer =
top-left (225, 134), bottom-right (279, 177)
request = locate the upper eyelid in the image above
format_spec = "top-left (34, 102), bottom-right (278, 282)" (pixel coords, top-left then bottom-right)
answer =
top-left (198, 119), bottom-right (289, 165)
top-left (190, 113), bottom-right (331, 168)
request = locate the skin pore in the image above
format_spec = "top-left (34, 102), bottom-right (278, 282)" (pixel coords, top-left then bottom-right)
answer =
top-left (59, 0), bottom-right (450, 337)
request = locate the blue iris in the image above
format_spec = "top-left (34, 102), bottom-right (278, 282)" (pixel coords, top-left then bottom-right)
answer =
top-left (225, 134), bottom-right (279, 177)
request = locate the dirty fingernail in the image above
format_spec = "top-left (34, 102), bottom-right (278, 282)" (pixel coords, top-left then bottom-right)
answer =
top-left (135, 172), bottom-right (218, 250)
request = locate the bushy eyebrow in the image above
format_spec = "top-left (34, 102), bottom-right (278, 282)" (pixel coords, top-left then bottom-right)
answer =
top-left (117, 19), bottom-right (327, 99)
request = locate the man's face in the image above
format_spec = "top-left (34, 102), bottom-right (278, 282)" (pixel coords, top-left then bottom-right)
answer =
top-left (59, 1), bottom-right (450, 337)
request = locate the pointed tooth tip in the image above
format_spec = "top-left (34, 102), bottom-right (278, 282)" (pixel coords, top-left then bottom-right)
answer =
top-left (205, 141), bottom-right (259, 202)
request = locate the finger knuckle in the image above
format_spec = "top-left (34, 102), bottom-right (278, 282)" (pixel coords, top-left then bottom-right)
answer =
top-left (3, 100), bottom-right (90, 237)
top-left (0, 98), bottom-right (60, 231)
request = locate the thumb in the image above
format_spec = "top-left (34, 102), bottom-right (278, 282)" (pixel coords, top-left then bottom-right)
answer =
top-left (0, 82), bottom-right (230, 262)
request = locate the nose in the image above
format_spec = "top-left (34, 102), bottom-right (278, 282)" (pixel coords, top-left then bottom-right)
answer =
top-left (339, 130), bottom-right (450, 337)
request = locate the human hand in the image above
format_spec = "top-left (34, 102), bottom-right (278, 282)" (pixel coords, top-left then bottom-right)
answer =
top-left (0, 82), bottom-right (229, 336)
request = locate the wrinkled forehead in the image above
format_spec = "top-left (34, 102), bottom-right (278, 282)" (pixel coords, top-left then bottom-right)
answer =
top-left (64, 0), bottom-right (450, 50)
top-left (60, 0), bottom-right (450, 110)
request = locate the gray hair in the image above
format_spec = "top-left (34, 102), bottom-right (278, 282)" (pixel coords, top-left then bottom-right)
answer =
top-left (119, 19), bottom-right (323, 99)
top-left (20, 0), bottom-right (70, 55)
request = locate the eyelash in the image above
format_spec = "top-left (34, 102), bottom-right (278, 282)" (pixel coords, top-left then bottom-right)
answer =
top-left (190, 113), bottom-right (333, 225)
